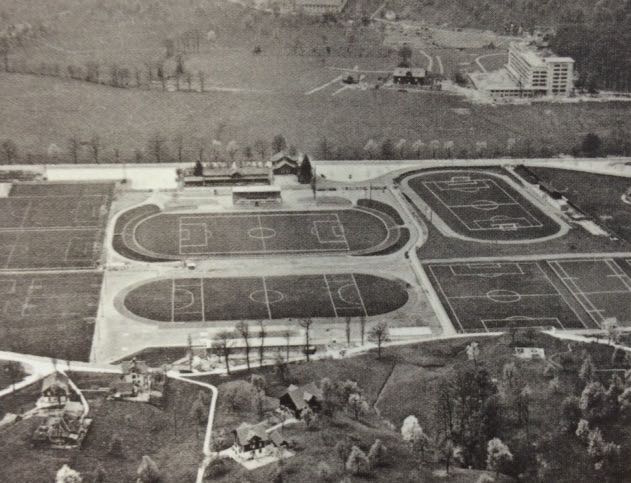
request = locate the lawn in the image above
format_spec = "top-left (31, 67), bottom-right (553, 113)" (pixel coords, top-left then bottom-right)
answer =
top-left (0, 375), bottom-right (210, 483)
top-left (525, 167), bottom-right (631, 242)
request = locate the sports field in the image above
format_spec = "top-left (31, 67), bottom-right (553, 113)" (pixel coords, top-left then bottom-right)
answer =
top-left (0, 183), bottom-right (114, 269)
top-left (406, 170), bottom-right (560, 241)
top-left (118, 206), bottom-right (398, 259)
top-left (0, 271), bottom-right (103, 361)
top-left (424, 258), bottom-right (620, 333)
top-left (122, 273), bottom-right (409, 323)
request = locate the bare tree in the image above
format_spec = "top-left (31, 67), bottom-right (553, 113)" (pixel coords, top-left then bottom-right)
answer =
top-left (281, 329), bottom-right (292, 362)
top-left (2, 139), bottom-right (18, 164)
top-left (258, 320), bottom-right (267, 367)
top-left (299, 318), bottom-right (314, 361)
top-left (344, 316), bottom-right (352, 346)
top-left (359, 315), bottom-right (366, 345)
top-left (212, 331), bottom-right (233, 374)
top-left (235, 321), bottom-right (252, 371)
top-left (173, 134), bottom-right (184, 163)
top-left (198, 70), bottom-right (205, 92)
top-left (89, 135), bottom-right (102, 164)
top-left (147, 133), bottom-right (167, 163)
top-left (254, 139), bottom-right (267, 160)
top-left (68, 136), bottom-right (80, 164)
top-left (368, 322), bottom-right (390, 359)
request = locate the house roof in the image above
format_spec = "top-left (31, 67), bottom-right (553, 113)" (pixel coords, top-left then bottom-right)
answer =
top-left (111, 381), bottom-right (135, 393)
top-left (269, 430), bottom-right (289, 446)
top-left (270, 151), bottom-right (299, 165)
top-left (234, 422), bottom-right (269, 446)
top-left (42, 373), bottom-right (69, 393)
top-left (281, 382), bottom-right (323, 410)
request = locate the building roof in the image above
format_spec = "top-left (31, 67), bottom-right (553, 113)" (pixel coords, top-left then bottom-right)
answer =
top-left (270, 151), bottom-right (299, 164)
top-left (544, 56), bottom-right (574, 64)
top-left (281, 382), bottom-right (323, 410)
top-left (232, 185), bottom-right (281, 193)
top-left (121, 359), bottom-right (150, 374)
top-left (234, 422), bottom-right (269, 446)
top-left (269, 430), bottom-right (289, 447)
top-left (393, 67), bottom-right (426, 78)
top-left (42, 373), bottom-right (69, 393)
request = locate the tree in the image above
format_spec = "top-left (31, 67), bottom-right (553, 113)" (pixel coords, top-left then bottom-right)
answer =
top-left (335, 440), bottom-right (352, 469)
top-left (298, 155), bottom-right (312, 184)
top-left (186, 333), bottom-right (194, 371)
top-left (301, 406), bottom-right (317, 430)
top-left (320, 377), bottom-right (337, 416)
top-left (56, 465), bottom-right (82, 483)
top-left (576, 418), bottom-right (591, 443)
top-left (213, 330), bottom-right (233, 374)
top-left (486, 438), bottom-right (513, 480)
top-left (173, 134), bottom-right (184, 163)
top-left (347, 393), bottom-right (369, 420)
top-left (68, 136), bottom-right (80, 164)
top-left (466, 342), bottom-right (480, 367)
top-left (281, 329), bottom-right (292, 362)
top-left (93, 465), bottom-right (106, 483)
top-left (368, 322), bottom-right (390, 359)
top-left (89, 135), bottom-right (101, 164)
top-left (318, 136), bottom-right (331, 159)
top-left (346, 446), bottom-right (370, 476)
top-left (148, 132), bottom-right (167, 163)
top-left (108, 434), bottom-right (124, 457)
top-left (299, 318), bottom-right (314, 361)
top-left (236, 321), bottom-right (252, 371)
top-left (137, 455), bottom-right (160, 483)
top-left (274, 352), bottom-right (289, 384)
top-left (359, 315), bottom-right (366, 345)
top-left (226, 140), bottom-right (239, 163)
top-left (560, 395), bottom-right (582, 432)
top-left (381, 139), bottom-right (394, 159)
top-left (258, 320), bottom-right (267, 367)
top-left (190, 392), bottom-right (207, 438)
top-left (253, 376), bottom-right (267, 420)
top-left (272, 134), bottom-right (287, 154)
top-left (579, 355), bottom-right (596, 383)
top-left (193, 159), bottom-right (203, 176)
top-left (437, 435), bottom-right (461, 476)
top-left (581, 133), bottom-right (602, 157)
top-left (2, 139), bottom-right (18, 164)
top-left (254, 139), bottom-right (267, 160)
top-left (368, 439), bottom-right (388, 468)
top-left (398, 44), bottom-right (412, 67)
top-left (401, 415), bottom-right (430, 462)
top-left (587, 427), bottom-right (621, 471)
top-left (344, 316), bottom-right (352, 346)
top-left (364, 139), bottom-right (378, 159)
top-left (581, 381), bottom-right (610, 422)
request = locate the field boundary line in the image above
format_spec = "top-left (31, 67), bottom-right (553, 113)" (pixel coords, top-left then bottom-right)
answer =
top-left (261, 276), bottom-right (273, 320)
top-left (322, 274), bottom-right (340, 319)
top-left (351, 274), bottom-right (369, 317)
top-left (427, 264), bottom-right (466, 332)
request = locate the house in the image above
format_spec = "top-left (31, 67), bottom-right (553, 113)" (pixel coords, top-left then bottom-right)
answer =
top-left (232, 422), bottom-right (274, 460)
top-left (110, 381), bottom-right (137, 399)
top-left (270, 151), bottom-right (299, 176)
top-left (37, 373), bottom-right (70, 409)
top-left (31, 402), bottom-right (91, 449)
top-left (279, 382), bottom-right (323, 416)
top-left (514, 347), bottom-right (546, 360)
top-left (392, 67), bottom-right (426, 86)
top-left (232, 422), bottom-right (291, 460)
top-left (111, 358), bottom-right (166, 403)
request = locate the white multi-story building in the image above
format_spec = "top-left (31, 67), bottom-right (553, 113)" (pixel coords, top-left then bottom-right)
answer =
top-left (275, 0), bottom-right (347, 15)
top-left (469, 42), bottom-right (575, 99)
top-left (506, 42), bottom-right (574, 96)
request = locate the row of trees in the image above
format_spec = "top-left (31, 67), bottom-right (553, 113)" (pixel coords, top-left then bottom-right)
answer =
top-left (55, 454), bottom-right (160, 482)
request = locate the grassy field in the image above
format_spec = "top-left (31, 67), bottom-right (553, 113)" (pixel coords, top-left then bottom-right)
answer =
top-left (526, 167), bottom-right (631, 242)
top-left (0, 375), bottom-right (209, 483)
top-left (123, 273), bottom-right (409, 322)
top-left (3, 69), bottom-right (631, 162)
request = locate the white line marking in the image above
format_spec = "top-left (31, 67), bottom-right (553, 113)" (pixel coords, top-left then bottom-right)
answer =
top-left (351, 274), bottom-right (369, 317)
top-left (305, 75), bottom-right (343, 95)
top-left (322, 274), bottom-right (339, 319)
top-left (261, 276), bottom-right (272, 320)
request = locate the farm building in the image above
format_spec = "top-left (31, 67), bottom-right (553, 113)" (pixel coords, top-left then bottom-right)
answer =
top-left (232, 422), bottom-right (288, 460)
top-left (392, 68), bottom-right (426, 86)
top-left (279, 382), bottom-right (323, 417)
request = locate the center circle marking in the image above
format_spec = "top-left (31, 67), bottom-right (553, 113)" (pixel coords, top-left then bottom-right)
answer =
top-left (249, 289), bottom-right (284, 304)
top-left (486, 289), bottom-right (521, 303)
top-left (248, 227), bottom-right (277, 240)
top-left (471, 199), bottom-right (499, 211)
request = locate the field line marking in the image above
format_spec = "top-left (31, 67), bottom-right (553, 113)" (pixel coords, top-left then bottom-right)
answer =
top-left (257, 216), bottom-right (267, 252)
top-left (605, 259), bottom-right (631, 291)
top-left (351, 274), bottom-right (368, 317)
top-left (428, 264), bottom-right (466, 332)
top-left (305, 75), bottom-right (343, 95)
top-left (334, 213), bottom-right (350, 251)
top-left (539, 262), bottom-right (592, 329)
top-left (322, 274), bottom-right (339, 319)
top-left (487, 179), bottom-right (543, 228)
top-left (19, 200), bottom-right (32, 229)
top-left (21, 278), bottom-right (36, 317)
top-left (261, 276), bottom-right (272, 320)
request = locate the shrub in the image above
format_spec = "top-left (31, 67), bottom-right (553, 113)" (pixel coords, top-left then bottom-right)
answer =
top-left (137, 455), bottom-right (160, 483)
top-left (346, 446), bottom-right (370, 476)
top-left (368, 439), bottom-right (388, 468)
top-left (204, 456), bottom-right (230, 478)
top-left (316, 461), bottom-right (334, 481)
top-left (55, 465), bottom-right (82, 483)
top-left (108, 434), bottom-right (124, 457)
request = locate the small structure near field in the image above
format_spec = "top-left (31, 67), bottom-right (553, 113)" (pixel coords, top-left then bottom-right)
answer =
top-left (279, 382), bottom-right (323, 417)
top-left (232, 185), bottom-right (282, 206)
top-left (271, 151), bottom-right (300, 176)
top-left (109, 358), bottom-right (165, 404)
top-left (37, 373), bottom-right (70, 409)
top-left (393, 67), bottom-right (426, 86)
top-left (513, 347), bottom-right (546, 360)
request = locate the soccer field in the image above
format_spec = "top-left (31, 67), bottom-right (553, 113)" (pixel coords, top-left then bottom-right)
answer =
top-left (0, 182), bottom-right (114, 269)
top-left (0, 271), bottom-right (103, 361)
top-left (122, 273), bottom-right (409, 323)
top-left (117, 206), bottom-right (399, 259)
top-left (405, 169), bottom-right (561, 241)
